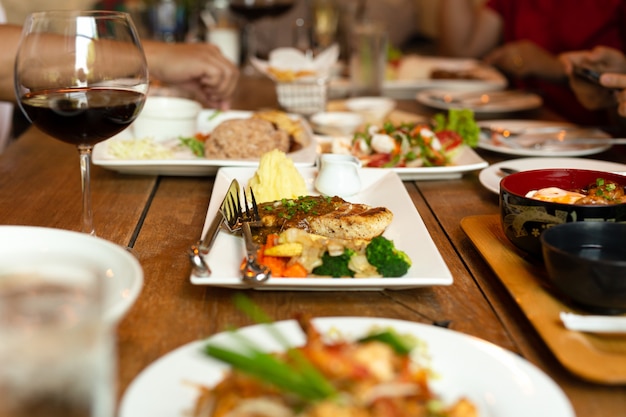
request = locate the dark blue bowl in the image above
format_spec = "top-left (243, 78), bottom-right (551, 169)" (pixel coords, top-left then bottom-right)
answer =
top-left (541, 222), bottom-right (626, 313)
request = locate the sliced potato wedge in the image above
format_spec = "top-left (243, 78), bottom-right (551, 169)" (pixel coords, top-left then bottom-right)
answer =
top-left (264, 242), bottom-right (303, 257)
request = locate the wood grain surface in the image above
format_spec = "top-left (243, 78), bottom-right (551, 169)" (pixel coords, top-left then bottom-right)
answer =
top-left (1, 76), bottom-right (625, 417)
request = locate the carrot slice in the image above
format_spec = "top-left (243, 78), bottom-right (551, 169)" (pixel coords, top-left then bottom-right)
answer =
top-left (283, 262), bottom-right (308, 278)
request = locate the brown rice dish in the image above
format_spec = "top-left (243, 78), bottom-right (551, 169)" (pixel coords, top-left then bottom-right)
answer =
top-left (204, 118), bottom-right (290, 159)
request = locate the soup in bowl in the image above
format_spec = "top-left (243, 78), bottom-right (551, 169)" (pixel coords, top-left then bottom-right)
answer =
top-left (499, 168), bottom-right (626, 257)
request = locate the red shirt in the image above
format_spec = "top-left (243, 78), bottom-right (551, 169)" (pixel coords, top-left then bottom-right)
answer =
top-left (486, 0), bottom-right (626, 124)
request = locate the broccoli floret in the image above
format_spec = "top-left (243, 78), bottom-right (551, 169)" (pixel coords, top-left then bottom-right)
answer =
top-left (365, 236), bottom-right (412, 277)
top-left (312, 249), bottom-right (355, 278)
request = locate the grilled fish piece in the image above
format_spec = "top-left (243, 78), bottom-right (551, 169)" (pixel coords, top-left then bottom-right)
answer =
top-left (255, 195), bottom-right (393, 242)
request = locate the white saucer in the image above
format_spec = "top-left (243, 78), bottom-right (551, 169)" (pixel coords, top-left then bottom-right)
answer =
top-left (479, 157), bottom-right (626, 194)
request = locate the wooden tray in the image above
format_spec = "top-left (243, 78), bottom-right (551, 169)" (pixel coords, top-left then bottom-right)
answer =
top-left (461, 214), bottom-right (626, 385)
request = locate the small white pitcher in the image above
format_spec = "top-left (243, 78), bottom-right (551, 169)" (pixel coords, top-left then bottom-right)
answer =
top-left (315, 153), bottom-right (362, 198)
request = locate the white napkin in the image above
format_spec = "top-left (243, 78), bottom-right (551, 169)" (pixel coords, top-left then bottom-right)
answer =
top-left (251, 44), bottom-right (340, 81)
top-left (560, 312), bottom-right (626, 333)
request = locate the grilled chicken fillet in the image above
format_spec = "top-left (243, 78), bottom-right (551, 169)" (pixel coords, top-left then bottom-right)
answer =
top-left (255, 195), bottom-right (393, 242)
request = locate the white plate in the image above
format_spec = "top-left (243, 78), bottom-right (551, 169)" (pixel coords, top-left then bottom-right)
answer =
top-left (118, 317), bottom-right (575, 417)
top-left (316, 134), bottom-right (488, 181)
top-left (389, 146), bottom-right (488, 180)
top-left (92, 110), bottom-right (317, 176)
top-left (479, 157), bottom-right (626, 194)
top-left (190, 167), bottom-right (453, 290)
top-left (417, 89), bottom-right (543, 113)
top-left (0, 226), bottom-right (143, 323)
top-left (477, 120), bottom-right (613, 157)
top-left (384, 56), bottom-right (508, 99)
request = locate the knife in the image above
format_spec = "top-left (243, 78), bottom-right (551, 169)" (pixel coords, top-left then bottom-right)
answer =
top-left (530, 138), bottom-right (626, 145)
top-left (480, 125), bottom-right (592, 137)
top-left (188, 179), bottom-right (239, 277)
top-left (429, 90), bottom-right (530, 106)
top-left (502, 137), bottom-right (626, 150)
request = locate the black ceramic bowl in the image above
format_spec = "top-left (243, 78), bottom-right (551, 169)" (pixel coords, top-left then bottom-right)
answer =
top-left (500, 168), bottom-right (626, 257)
top-left (541, 222), bottom-right (626, 313)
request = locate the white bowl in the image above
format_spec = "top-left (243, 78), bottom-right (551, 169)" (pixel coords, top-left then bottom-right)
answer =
top-left (344, 96), bottom-right (396, 125)
top-left (310, 111), bottom-right (364, 136)
top-left (133, 96), bottom-right (202, 140)
top-left (0, 226), bottom-right (143, 323)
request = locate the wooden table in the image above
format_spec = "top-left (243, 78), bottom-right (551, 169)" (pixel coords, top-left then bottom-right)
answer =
top-left (1, 76), bottom-right (625, 416)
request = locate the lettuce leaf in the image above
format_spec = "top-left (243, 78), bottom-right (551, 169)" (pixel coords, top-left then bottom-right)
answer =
top-left (433, 109), bottom-right (480, 147)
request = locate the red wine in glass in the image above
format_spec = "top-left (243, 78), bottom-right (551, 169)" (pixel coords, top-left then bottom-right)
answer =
top-left (20, 88), bottom-right (144, 146)
top-left (227, 0), bottom-right (295, 74)
top-left (14, 11), bottom-right (148, 236)
top-left (228, 2), bottom-right (294, 21)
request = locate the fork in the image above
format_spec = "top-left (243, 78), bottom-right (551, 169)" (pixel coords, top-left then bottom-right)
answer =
top-left (240, 189), bottom-right (271, 285)
top-left (189, 179), bottom-right (240, 277)
top-left (221, 185), bottom-right (243, 233)
top-left (221, 186), bottom-right (270, 285)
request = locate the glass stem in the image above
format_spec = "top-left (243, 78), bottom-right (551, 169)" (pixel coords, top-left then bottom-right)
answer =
top-left (242, 22), bottom-right (258, 76)
top-left (78, 145), bottom-right (95, 236)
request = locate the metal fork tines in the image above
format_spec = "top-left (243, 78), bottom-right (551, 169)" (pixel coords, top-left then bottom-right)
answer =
top-left (239, 188), bottom-right (270, 285)
top-left (222, 185), bottom-right (243, 233)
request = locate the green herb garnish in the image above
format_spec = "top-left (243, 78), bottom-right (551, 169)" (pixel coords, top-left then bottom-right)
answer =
top-left (207, 110), bottom-right (222, 121)
top-left (358, 328), bottom-right (416, 355)
top-left (179, 136), bottom-right (204, 157)
top-left (203, 295), bottom-right (337, 402)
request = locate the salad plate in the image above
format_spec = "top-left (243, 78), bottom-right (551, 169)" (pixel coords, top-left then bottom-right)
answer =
top-left (417, 89), bottom-right (542, 114)
top-left (92, 110), bottom-right (317, 176)
top-left (388, 146), bottom-right (487, 180)
top-left (118, 317), bottom-right (575, 417)
top-left (190, 166), bottom-right (453, 290)
top-left (477, 120), bottom-right (613, 157)
top-left (479, 157), bottom-right (626, 194)
top-left (317, 133), bottom-right (488, 180)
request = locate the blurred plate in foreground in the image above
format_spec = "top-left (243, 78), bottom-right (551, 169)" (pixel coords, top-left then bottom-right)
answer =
top-left (119, 317), bottom-right (574, 417)
top-left (0, 226), bottom-right (143, 323)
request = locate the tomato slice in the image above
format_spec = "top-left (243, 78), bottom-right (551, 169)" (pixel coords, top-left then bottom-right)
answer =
top-left (435, 130), bottom-right (463, 151)
top-left (365, 153), bottom-right (394, 167)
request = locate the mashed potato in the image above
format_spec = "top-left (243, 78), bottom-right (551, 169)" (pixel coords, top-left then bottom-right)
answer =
top-left (248, 150), bottom-right (308, 203)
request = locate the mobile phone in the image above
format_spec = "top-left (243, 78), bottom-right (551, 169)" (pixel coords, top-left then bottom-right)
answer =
top-left (573, 65), bottom-right (603, 85)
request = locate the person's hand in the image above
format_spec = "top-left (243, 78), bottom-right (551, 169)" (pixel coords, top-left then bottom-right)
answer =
top-left (143, 41), bottom-right (239, 109)
top-left (484, 40), bottom-right (564, 80)
top-left (559, 46), bottom-right (626, 113)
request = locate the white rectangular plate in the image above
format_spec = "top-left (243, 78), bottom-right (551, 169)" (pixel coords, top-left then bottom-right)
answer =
top-left (390, 146), bottom-right (488, 180)
top-left (92, 110), bottom-right (317, 176)
top-left (315, 135), bottom-right (488, 181)
top-left (190, 167), bottom-right (454, 290)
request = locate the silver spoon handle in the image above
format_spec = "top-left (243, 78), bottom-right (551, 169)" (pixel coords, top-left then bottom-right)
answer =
top-left (188, 211), bottom-right (224, 277)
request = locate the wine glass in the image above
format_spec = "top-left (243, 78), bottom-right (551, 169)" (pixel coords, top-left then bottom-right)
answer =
top-left (227, 0), bottom-right (296, 75)
top-left (15, 11), bottom-right (148, 236)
